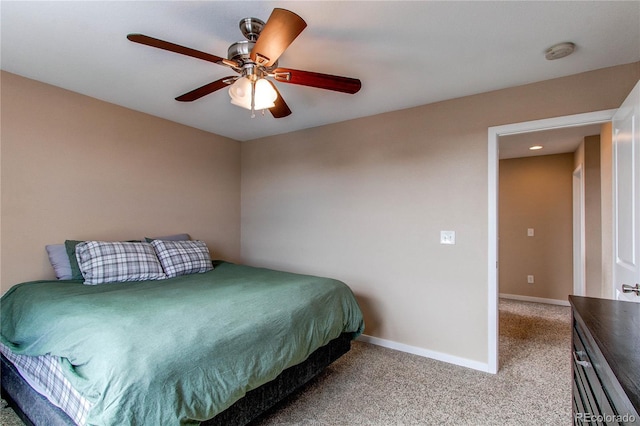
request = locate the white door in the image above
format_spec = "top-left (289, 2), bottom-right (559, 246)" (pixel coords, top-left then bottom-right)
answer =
top-left (612, 80), bottom-right (640, 302)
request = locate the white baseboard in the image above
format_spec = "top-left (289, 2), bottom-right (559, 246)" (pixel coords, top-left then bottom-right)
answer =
top-left (356, 293), bottom-right (570, 373)
top-left (356, 334), bottom-right (491, 373)
top-left (499, 293), bottom-right (570, 306)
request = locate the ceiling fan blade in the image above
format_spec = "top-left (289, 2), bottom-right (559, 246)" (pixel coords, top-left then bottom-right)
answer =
top-left (250, 8), bottom-right (307, 67)
top-left (267, 81), bottom-right (292, 118)
top-left (127, 34), bottom-right (238, 68)
top-left (175, 77), bottom-right (237, 102)
top-left (273, 68), bottom-right (362, 94)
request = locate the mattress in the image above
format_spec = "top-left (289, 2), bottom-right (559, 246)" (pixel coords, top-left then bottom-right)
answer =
top-left (2, 333), bottom-right (354, 426)
top-left (1, 262), bottom-right (364, 425)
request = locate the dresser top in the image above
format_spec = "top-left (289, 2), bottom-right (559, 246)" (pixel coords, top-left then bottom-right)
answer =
top-left (569, 295), bottom-right (640, 411)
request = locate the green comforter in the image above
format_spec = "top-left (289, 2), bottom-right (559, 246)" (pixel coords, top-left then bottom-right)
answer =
top-left (0, 262), bottom-right (364, 425)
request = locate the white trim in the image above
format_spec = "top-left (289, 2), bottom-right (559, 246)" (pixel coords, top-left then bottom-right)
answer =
top-left (573, 165), bottom-right (586, 296)
top-left (357, 334), bottom-right (491, 373)
top-left (499, 293), bottom-right (570, 307)
top-left (487, 109), bottom-right (616, 375)
top-left (488, 129), bottom-right (499, 374)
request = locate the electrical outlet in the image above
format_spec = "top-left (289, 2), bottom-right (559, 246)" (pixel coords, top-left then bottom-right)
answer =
top-left (527, 275), bottom-right (534, 284)
top-left (527, 228), bottom-right (534, 237)
top-left (440, 231), bottom-right (456, 245)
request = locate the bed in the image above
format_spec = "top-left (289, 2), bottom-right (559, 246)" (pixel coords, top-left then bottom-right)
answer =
top-left (0, 240), bottom-right (364, 426)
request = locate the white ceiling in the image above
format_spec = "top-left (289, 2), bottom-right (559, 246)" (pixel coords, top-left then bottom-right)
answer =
top-left (2, 1), bottom-right (639, 143)
top-left (499, 123), bottom-right (603, 160)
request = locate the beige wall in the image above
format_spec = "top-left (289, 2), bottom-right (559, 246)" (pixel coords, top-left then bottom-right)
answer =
top-left (2, 63), bottom-right (638, 367)
top-left (499, 154), bottom-right (574, 301)
top-left (0, 71), bottom-right (241, 293)
top-left (241, 63), bottom-right (640, 365)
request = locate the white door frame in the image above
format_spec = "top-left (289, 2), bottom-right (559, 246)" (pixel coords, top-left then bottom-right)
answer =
top-left (573, 165), bottom-right (586, 297)
top-left (487, 109), bottom-right (616, 374)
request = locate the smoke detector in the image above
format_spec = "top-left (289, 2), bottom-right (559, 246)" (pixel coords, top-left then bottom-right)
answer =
top-left (545, 42), bottom-right (576, 60)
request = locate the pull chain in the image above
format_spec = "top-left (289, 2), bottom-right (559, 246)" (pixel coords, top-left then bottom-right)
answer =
top-left (250, 79), bottom-right (256, 118)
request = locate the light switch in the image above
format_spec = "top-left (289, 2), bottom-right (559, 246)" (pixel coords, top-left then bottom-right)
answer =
top-left (527, 228), bottom-right (534, 237)
top-left (440, 231), bottom-right (456, 245)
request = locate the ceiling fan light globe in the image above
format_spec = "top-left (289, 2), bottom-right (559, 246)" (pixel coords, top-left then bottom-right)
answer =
top-left (254, 79), bottom-right (277, 109)
top-left (229, 77), bottom-right (252, 109)
top-left (229, 77), bottom-right (277, 110)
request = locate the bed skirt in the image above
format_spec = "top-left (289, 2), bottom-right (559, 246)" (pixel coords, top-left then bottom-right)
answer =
top-left (1, 332), bottom-right (352, 426)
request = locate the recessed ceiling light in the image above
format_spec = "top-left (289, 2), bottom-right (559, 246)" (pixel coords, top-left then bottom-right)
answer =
top-left (529, 145), bottom-right (543, 150)
top-left (545, 42), bottom-right (576, 60)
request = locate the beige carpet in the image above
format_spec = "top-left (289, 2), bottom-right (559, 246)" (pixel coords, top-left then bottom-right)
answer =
top-left (1, 299), bottom-right (572, 425)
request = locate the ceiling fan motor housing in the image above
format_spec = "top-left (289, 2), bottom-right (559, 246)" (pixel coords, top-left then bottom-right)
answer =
top-left (228, 40), bottom-right (254, 62)
top-left (227, 40), bottom-right (278, 73)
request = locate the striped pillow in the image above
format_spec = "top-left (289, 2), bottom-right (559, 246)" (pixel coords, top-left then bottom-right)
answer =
top-left (75, 241), bottom-right (167, 285)
top-left (151, 240), bottom-right (213, 278)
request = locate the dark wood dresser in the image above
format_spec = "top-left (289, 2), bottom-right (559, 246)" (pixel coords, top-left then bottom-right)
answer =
top-left (570, 296), bottom-right (639, 425)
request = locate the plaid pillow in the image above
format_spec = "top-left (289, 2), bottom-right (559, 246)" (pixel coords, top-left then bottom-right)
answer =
top-left (151, 240), bottom-right (213, 278)
top-left (75, 241), bottom-right (167, 285)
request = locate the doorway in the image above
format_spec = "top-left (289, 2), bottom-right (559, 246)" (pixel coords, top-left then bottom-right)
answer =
top-left (486, 109), bottom-right (617, 374)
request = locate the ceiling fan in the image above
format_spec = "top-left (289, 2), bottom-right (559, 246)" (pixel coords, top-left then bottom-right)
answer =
top-left (127, 8), bottom-right (362, 118)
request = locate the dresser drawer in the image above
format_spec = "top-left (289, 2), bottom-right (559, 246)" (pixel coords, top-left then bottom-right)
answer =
top-left (573, 326), bottom-right (618, 424)
top-left (570, 296), bottom-right (639, 426)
